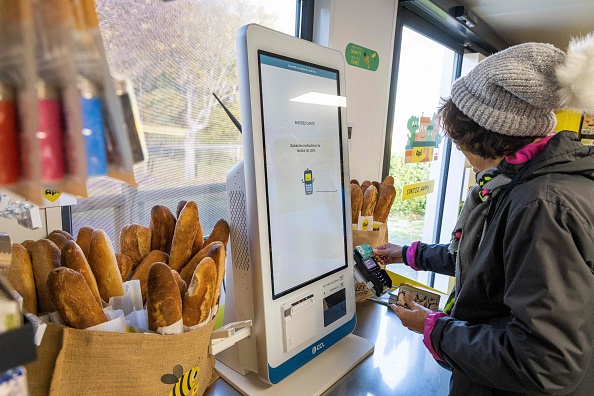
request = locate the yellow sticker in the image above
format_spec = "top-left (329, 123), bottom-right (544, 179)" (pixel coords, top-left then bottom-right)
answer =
top-left (411, 146), bottom-right (434, 163)
top-left (361, 218), bottom-right (369, 230)
top-left (401, 180), bottom-right (434, 201)
top-left (43, 189), bottom-right (62, 202)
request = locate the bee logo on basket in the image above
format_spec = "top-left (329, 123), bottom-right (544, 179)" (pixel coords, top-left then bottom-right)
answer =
top-left (161, 364), bottom-right (201, 396)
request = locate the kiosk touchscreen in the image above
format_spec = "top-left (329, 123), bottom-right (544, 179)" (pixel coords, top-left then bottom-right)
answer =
top-left (217, 24), bottom-right (373, 394)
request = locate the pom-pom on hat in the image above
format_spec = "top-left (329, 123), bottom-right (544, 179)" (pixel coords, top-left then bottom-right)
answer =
top-left (450, 33), bottom-right (594, 137)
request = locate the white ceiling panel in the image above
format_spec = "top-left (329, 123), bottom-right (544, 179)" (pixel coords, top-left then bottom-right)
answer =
top-left (457, 0), bottom-right (594, 49)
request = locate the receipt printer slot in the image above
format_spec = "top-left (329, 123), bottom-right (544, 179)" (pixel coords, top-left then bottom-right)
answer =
top-left (282, 294), bottom-right (316, 352)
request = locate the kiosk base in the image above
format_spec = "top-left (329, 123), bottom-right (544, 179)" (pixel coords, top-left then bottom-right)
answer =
top-left (215, 334), bottom-right (374, 396)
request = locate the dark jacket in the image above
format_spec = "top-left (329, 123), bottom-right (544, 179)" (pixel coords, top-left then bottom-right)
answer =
top-left (409, 132), bottom-right (594, 395)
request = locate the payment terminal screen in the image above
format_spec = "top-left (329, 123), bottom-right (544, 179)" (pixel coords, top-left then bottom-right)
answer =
top-left (258, 51), bottom-right (348, 299)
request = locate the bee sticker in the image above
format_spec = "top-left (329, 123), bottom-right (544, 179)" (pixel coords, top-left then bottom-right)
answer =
top-left (362, 218), bottom-right (369, 230)
top-left (161, 364), bottom-right (201, 396)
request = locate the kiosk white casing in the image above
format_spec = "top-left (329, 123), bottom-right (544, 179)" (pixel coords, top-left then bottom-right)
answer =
top-left (217, 24), bottom-right (372, 390)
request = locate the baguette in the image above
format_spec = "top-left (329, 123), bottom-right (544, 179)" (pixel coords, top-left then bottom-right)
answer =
top-left (373, 184), bottom-right (396, 223)
top-left (115, 252), bottom-right (135, 282)
top-left (350, 184), bottom-right (363, 225)
top-left (176, 200), bottom-right (188, 219)
top-left (183, 257), bottom-right (217, 326)
top-left (48, 232), bottom-right (69, 251)
top-left (191, 234), bottom-right (204, 258)
top-left (31, 239), bottom-right (61, 313)
top-left (49, 229), bottom-right (74, 241)
top-left (130, 250), bottom-right (170, 304)
top-left (169, 201), bottom-right (200, 272)
top-left (147, 262), bottom-right (183, 331)
top-left (180, 241), bottom-right (223, 286)
top-left (207, 243), bottom-right (226, 307)
top-left (88, 230), bottom-right (125, 302)
top-left (171, 270), bottom-right (187, 301)
top-left (75, 226), bottom-right (94, 259)
top-left (119, 224), bottom-right (151, 265)
top-left (7, 243), bottom-right (37, 314)
top-left (202, 219), bottom-right (230, 248)
top-left (185, 201), bottom-right (204, 257)
top-left (381, 175), bottom-right (395, 187)
top-left (149, 205), bottom-right (176, 253)
top-left (361, 185), bottom-right (378, 216)
top-left (21, 240), bottom-right (36, 258)
top-left (47, 267), bottom-right (107, 329)
top-left (360, 180), bottom-right (372, 195)
top-left (372, 181), bottom-right (382, 194)
top-left (61, 240), bottom-right (102, 307)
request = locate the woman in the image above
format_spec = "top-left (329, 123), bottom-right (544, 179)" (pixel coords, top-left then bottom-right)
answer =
top-left (374, 34), bottom-right (594, 395)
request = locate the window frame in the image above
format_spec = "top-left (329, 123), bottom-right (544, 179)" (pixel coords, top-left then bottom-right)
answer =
top-left (383, 5), bottom-right (465, 288)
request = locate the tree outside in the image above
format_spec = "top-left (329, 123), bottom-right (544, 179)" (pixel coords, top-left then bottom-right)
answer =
top-left (72, 1), bottom-right (294, 246)
top-left (96, 0), bottom-right (278, 183)
top-left (387, 152), bottom-right (430, 246)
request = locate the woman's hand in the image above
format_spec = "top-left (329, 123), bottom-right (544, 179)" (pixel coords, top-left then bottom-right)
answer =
top-left (390, 292), bottom-right (431, 334)
top-left (373, 243), bottom-right (404, 265)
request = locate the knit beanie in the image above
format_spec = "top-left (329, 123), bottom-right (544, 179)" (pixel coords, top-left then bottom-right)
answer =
top-left (450, 32), bottom-right (594, 137)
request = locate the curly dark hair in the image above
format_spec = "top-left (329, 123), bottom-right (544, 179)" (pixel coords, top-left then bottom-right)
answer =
top-left (438, 98), bottom-right (535, 159)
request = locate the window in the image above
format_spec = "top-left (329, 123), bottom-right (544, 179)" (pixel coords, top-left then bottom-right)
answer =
top-left (385, 9), bottom-right (464, 291)
top-left (71, 0), bottom-right (297, 249)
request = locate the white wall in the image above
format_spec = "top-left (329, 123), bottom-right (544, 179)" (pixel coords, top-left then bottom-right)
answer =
top-left (314, 0), bottom-right (398, 183)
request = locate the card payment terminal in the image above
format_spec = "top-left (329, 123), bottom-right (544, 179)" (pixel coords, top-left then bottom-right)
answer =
top-left (353, 244), bottom-right (392, 296)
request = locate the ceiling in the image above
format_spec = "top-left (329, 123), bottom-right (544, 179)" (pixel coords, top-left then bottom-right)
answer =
top-left (456, 0), bottom-right (594, 50)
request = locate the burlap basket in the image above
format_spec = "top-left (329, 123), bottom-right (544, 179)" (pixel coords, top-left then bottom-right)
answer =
top-left (26, 318), bottom-right (216, 396)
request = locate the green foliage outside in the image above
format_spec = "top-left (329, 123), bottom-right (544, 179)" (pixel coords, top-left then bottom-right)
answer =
top-left (389, 153), bottom-right (430, 219)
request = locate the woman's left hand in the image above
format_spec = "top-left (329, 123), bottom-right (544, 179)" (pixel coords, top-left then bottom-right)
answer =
top-left (390, 292), bottom-right (431, 334)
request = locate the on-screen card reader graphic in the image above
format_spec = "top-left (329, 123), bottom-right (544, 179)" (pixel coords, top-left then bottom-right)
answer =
top-left (302, 168), bottom-right (314, 195)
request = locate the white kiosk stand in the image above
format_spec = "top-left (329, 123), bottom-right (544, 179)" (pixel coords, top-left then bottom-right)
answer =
top-left (216, 24), bottom-right (373, 395)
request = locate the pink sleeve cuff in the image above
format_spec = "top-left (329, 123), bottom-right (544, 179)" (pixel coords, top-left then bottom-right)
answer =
top-left (423, 312), bottom-right (449, 362)
top-left (406, 241), bottom-right (420, 271)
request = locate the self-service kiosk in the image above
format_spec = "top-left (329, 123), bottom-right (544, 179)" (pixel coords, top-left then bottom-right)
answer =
top-left (216, 24), bottom-right (374, 395)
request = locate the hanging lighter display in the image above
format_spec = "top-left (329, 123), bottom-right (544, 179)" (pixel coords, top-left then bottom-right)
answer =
top-left (78, 76), bottom-right (108, 176)
top-left (37, 79), bottom-right (65, 183)
top-left (0, 82), bottom-right (20, 185)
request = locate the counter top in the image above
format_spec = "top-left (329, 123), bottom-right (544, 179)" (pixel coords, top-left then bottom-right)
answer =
top-left (206, 299), bottom-right (450, 395)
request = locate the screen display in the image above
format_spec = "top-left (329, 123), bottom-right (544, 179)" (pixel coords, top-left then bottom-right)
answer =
top-left (258, 51), bottom-right (348, 299)
top-left (363, 257), bottom-right (378, 271)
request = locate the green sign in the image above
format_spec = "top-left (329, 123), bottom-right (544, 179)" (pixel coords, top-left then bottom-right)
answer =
top-left (345, 43), bottom-right (379, 71)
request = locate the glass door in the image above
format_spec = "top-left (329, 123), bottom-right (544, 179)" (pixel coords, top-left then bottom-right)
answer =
top-left (385, 11), bottom-right (463, 291)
